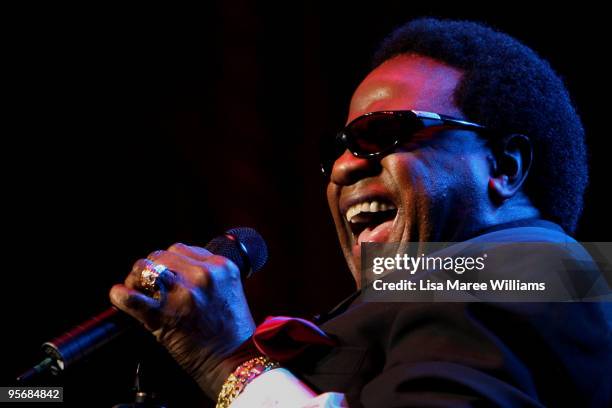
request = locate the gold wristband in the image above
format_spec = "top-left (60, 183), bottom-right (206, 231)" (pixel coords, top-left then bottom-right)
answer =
top-left (216, 356), bottom-right (280, 408)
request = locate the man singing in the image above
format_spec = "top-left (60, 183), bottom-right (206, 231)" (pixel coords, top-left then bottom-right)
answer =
top-left (110, 18), bottom-right (612, 407)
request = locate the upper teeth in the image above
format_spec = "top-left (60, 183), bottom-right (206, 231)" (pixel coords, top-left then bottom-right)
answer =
top-left (346, 200), bottom-right (396, 223)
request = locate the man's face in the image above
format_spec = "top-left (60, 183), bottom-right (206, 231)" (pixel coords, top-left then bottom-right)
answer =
top-left (327, 54), bottom-right (493, 284)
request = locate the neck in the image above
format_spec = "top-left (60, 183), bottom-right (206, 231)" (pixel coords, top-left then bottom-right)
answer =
top-left (493, 192), bottom-right (541, 226)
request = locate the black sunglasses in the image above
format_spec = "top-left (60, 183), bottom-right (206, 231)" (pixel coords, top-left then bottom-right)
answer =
top-left (320, 110), bottom-right (487, 176)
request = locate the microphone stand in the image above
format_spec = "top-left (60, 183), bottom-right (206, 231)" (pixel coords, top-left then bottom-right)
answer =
top-left (112, 362), bottom-right (166, 408)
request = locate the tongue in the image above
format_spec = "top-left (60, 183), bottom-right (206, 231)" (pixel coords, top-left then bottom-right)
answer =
top-left (357, 219), bottom-right (394, 245)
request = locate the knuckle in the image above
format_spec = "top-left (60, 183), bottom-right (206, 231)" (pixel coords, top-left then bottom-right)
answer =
top-left (109, 284), bottom-right (124, 304)
top-left (226, 264), bottom-right (241, 280)
top-left (192, 264), bottom-right (211, 287)
top-left (147, 250), bottom-right (165, 261)
top-left (208, 255), bottom-right (233, 269)
top-left (193, 246), bottom-right (212, 257)
top-left (167, 242), bottom-right (186, 253)
top-left (211, 255), bottom-right (241, 278)
top-left (131, 258), bottom-right (148, 274)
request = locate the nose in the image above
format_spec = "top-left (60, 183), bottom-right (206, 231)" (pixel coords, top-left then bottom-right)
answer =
top-left (330, 149), bottom-right (382, 185)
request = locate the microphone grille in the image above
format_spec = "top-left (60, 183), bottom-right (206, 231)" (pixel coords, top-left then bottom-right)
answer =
top-left (226, 227), bottom-right (268, 273)
top-left (205, 227), bottom-right (268, 277)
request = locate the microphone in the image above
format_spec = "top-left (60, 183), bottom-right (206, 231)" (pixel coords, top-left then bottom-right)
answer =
top-left (17, 227), bottom-right (268, 382)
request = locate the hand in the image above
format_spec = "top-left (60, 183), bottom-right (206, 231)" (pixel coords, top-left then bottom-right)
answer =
top-left (109, 243), bottom-right (256, 397)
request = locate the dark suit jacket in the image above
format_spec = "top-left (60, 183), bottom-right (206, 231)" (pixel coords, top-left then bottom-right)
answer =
top-left (290, 220), bottom-right (612, 407)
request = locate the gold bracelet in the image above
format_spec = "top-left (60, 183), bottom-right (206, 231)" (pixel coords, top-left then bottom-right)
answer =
top-left (216, 356), bottom-right (280, 408)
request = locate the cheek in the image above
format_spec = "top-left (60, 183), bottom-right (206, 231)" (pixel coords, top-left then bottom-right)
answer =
top-left (326, 183), bottom-right (344, 225)
top-left (388, 153), bottom-right (453, 202)
top-left (464, 152), bottom-right (492, 188)
top-left (388, 151), bottom-right (484, 209)
top-left (326, 183), bottom-right (334, 208)
top-left (430, 153), bottom-right (490, 221)
top-left (326, 183), bottom-right (339, 213)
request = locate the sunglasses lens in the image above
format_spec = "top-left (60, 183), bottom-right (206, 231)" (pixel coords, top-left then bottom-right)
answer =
top-left (347, 113), bottom-right (416, 155)
top-left (320, 112), bottom-right (419, 177)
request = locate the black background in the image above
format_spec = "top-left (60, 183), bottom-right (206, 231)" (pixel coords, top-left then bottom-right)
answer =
top-left (2, 2), bottom-right (610, 407)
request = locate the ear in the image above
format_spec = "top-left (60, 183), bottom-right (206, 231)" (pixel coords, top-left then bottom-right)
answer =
top-left (487, 134), bottom-right (533, 204)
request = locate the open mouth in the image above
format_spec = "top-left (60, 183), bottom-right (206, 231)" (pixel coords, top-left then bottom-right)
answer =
top-left (344, 199), bottom-right (398, 244)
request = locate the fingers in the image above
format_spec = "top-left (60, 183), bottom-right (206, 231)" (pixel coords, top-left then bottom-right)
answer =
top-left (147, 250), bottom-right (194, 281)
top-left (148, 247), bottom-right (213, 288)
top-left (109, 284), bottom-right (161, 331)
top-left (125, 259), bottom-right (175, 293)
top-left (125, 249), bottom-right (194, 291)
top-left (167, 242), bottom-right (213, 261)
top-left (115, 242), bottom-right (229, 331)
top-left (155, 267), bottom-right (177, 290)
top-left (170, 243), bottom-right (243, 282)
top-left (125, 259), bottom-right (152, 290)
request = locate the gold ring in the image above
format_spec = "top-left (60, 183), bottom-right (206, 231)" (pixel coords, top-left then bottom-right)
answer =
top-left (140, 260), bottom-right (169, 294)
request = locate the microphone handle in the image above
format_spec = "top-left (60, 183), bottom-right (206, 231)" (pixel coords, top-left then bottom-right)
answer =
top-left (17, 307), bottom-right (133, 382)
top-left (42, 307), bottom-right (133, 371)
